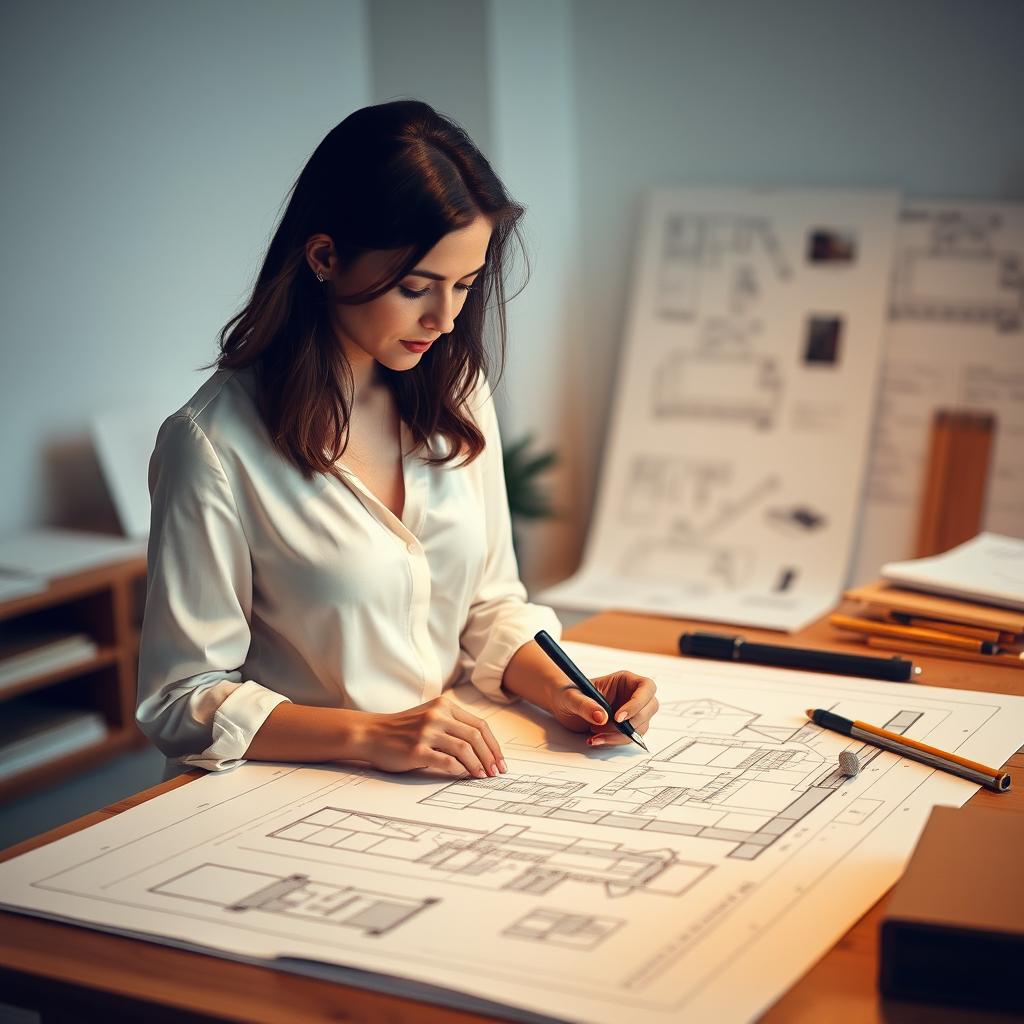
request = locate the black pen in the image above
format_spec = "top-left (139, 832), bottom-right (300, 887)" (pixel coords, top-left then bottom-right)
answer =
top-left (678, 631), bottom-right (921, 683)
top-left (534, 630), bottom-right (649, 751)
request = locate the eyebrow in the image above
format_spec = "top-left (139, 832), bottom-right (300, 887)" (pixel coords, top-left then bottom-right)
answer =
top-left (405, 263), bottom-right (486, 282)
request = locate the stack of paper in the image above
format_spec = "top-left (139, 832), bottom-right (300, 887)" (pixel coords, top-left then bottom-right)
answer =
top-left (0, 701), bottom-right (107, 779)
top-left (0, 631), bottom-right (99, 692)
top-left (881, 533), bottom-right (1024, 611)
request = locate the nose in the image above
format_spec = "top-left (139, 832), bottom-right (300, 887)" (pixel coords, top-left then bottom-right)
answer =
top-left (420, 290), bottom-right (456, 335)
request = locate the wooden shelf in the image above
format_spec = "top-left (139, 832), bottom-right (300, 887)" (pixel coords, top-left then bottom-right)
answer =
top-left (0, 555), bottom-right (147, 802)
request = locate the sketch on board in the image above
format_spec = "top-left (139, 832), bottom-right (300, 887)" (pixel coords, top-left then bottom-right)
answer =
top-left (266, 809), bottom-right (710, 900)
top-left (541, 187), bottom-right (900, 631)
top-left (890, 208), bottom-right (1024, 332)
top-left (656, 213), bottom-right (793, 321)
top-left (765, 504), bottom-right (828, 534)
top-left (615, 459), bottom-right (825, 594)
top-left (151, 863), bottom-right (435, 936)
top-left (851, 200), bottom-right (1024, 584)
top-left (620, 458), bottom-right (779, 536)
top-left (653, 348), bottom-right (782, 429)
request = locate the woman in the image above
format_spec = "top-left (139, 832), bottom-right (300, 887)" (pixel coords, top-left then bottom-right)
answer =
top-left (137, 100), bottom-right (659, 777)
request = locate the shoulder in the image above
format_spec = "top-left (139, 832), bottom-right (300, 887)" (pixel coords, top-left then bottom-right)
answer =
top-left (154, 368), bottom-right (266, 470)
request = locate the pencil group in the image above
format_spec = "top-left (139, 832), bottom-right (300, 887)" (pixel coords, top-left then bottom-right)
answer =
top-left (830, 608), bottom-right (1024, 668)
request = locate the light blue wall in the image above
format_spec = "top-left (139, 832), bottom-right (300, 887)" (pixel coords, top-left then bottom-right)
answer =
top-left (368, 0), bottom-right (491, 153)
top-left (2, 0), bottom-right (1022, 565)
top-left (570, 0), bottom-right (1024, 533)
top-left (0, 0), bottom-right (369, 533)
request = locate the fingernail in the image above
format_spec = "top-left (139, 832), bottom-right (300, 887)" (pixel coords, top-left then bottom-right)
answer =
top-left (588, 736), bottom-right (605, 747)
top-left (592, 711), bottom-right (604, 724)
top-left (615, 710), bottom-right (628, 723)
top-left (488, 764), bottom-right (498, 777)
top-left (475, 768), bottom-right (487, 779)
top-left (499, 759), bottom-right (508, 773)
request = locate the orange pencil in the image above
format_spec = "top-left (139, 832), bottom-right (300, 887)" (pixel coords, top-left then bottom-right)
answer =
top-left (829, 613), bottom-right (1000, 655)
top-left (806, 708), bottom-right (1010, 792)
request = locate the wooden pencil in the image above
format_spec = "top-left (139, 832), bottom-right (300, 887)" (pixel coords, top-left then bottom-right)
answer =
top-left (864, 635), bottom-right (1024, 669)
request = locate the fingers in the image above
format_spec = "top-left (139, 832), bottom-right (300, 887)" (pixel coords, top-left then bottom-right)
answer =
top-left (450, 705), bottom-right (507, 773)
top-left (423, 699), bottom-right (507, 779)
top-left (559, 686), bottom-right (609, 728)
top-left (613, 676), bottom-right (658, 731)
top-left (416, 746), bottom-right (466, 776)
top-left (446, 720), bottom-right (502, 778)
top-left (587, 673), bottom-right (659, 748)
top-left (433, 731), bottom-right (492, 778)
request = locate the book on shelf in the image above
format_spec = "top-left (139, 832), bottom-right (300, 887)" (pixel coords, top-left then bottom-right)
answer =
top-left (0, 571), bottom-right (46, 603)
top-left (0, 631), bottom-right (100, 691)
top-left (0, 700), bottom-right (107, 780)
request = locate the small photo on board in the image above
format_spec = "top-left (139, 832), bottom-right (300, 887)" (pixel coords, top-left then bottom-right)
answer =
top-left (803, 316), bottom-right (843, 365)
top-left (806, 229), bottom-right (857, 263)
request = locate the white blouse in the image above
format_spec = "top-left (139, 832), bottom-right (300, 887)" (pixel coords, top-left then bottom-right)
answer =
top-left (136, 367), bottom-right (561, 771)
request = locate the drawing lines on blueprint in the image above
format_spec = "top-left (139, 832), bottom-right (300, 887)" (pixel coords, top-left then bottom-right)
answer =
top-left (265, 809), bottom-right (711, 900)
top-left (504, 908), bottom-right (624, 950)
top-left (151, 863), bottom-right (435, 935)
top-left (425, 699), bottom-right (923, 861)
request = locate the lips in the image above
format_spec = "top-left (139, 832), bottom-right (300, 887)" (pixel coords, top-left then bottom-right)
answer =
top-left (400, 339), bottom-right (433, 353)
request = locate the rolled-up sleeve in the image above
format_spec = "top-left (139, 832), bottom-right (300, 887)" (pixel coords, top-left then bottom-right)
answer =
top-left (459, 383), bottom-right (562, 702)
top-left (136, 413), bottom-right (289, 770)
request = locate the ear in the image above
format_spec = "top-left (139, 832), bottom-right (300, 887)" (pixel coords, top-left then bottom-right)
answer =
top-left (305, 234), bottom-right (336, 279)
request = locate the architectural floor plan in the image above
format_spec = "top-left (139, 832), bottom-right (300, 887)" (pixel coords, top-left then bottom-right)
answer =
top-left (1, 643), bottom-right (1022, 1024)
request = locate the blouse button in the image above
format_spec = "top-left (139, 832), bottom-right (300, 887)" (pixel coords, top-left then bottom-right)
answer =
top-left (407, 541), bottom-right (418, 554)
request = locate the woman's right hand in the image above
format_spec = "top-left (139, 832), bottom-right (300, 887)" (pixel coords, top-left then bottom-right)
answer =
top-left (358, 696), bottom-right (507, 778)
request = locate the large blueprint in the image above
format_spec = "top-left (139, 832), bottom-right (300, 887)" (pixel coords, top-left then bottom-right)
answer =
top-left (1, 642), bottom-right (1022, 1023)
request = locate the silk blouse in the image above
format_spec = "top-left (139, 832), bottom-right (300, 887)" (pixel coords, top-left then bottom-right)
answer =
top-left (136, 367), bottom-right (561, 771)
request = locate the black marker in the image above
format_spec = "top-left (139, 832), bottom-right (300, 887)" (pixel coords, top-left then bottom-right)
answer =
top-left (678, 631), bottom-right (921, 682)
top-left (534, 630), bottom-right (649, 751)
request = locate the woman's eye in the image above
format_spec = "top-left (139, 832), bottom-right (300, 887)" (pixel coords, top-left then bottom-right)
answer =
top-left (397, 281), bottom-right (475, 299)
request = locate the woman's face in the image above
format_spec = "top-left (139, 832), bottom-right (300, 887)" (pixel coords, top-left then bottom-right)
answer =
top-left (328, 214), bottom-right (492, 374)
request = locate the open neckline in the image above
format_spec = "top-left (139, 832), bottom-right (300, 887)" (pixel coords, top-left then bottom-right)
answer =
top-left (336, 420), bottom-right (421, 532)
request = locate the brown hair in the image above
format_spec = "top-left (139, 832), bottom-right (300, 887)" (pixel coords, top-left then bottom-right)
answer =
top-left (216, 100), bottom-right (525, 475)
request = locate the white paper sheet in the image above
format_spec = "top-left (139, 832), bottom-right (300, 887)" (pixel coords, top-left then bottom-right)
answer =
top-left (0, 528), bottom-right (145, 579)
top-left (882, 531), bottom-right (1024, 610)
top-left (542, 188), bottom-right (900, 631)
top-left (851, 200), bottom-right (1024, 584)
top-left (1, 642), bottom-right (1022, 1024)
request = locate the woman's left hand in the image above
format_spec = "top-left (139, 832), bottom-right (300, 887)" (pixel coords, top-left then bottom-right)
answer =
top-left (550, 671), bottom-right (659, 748)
